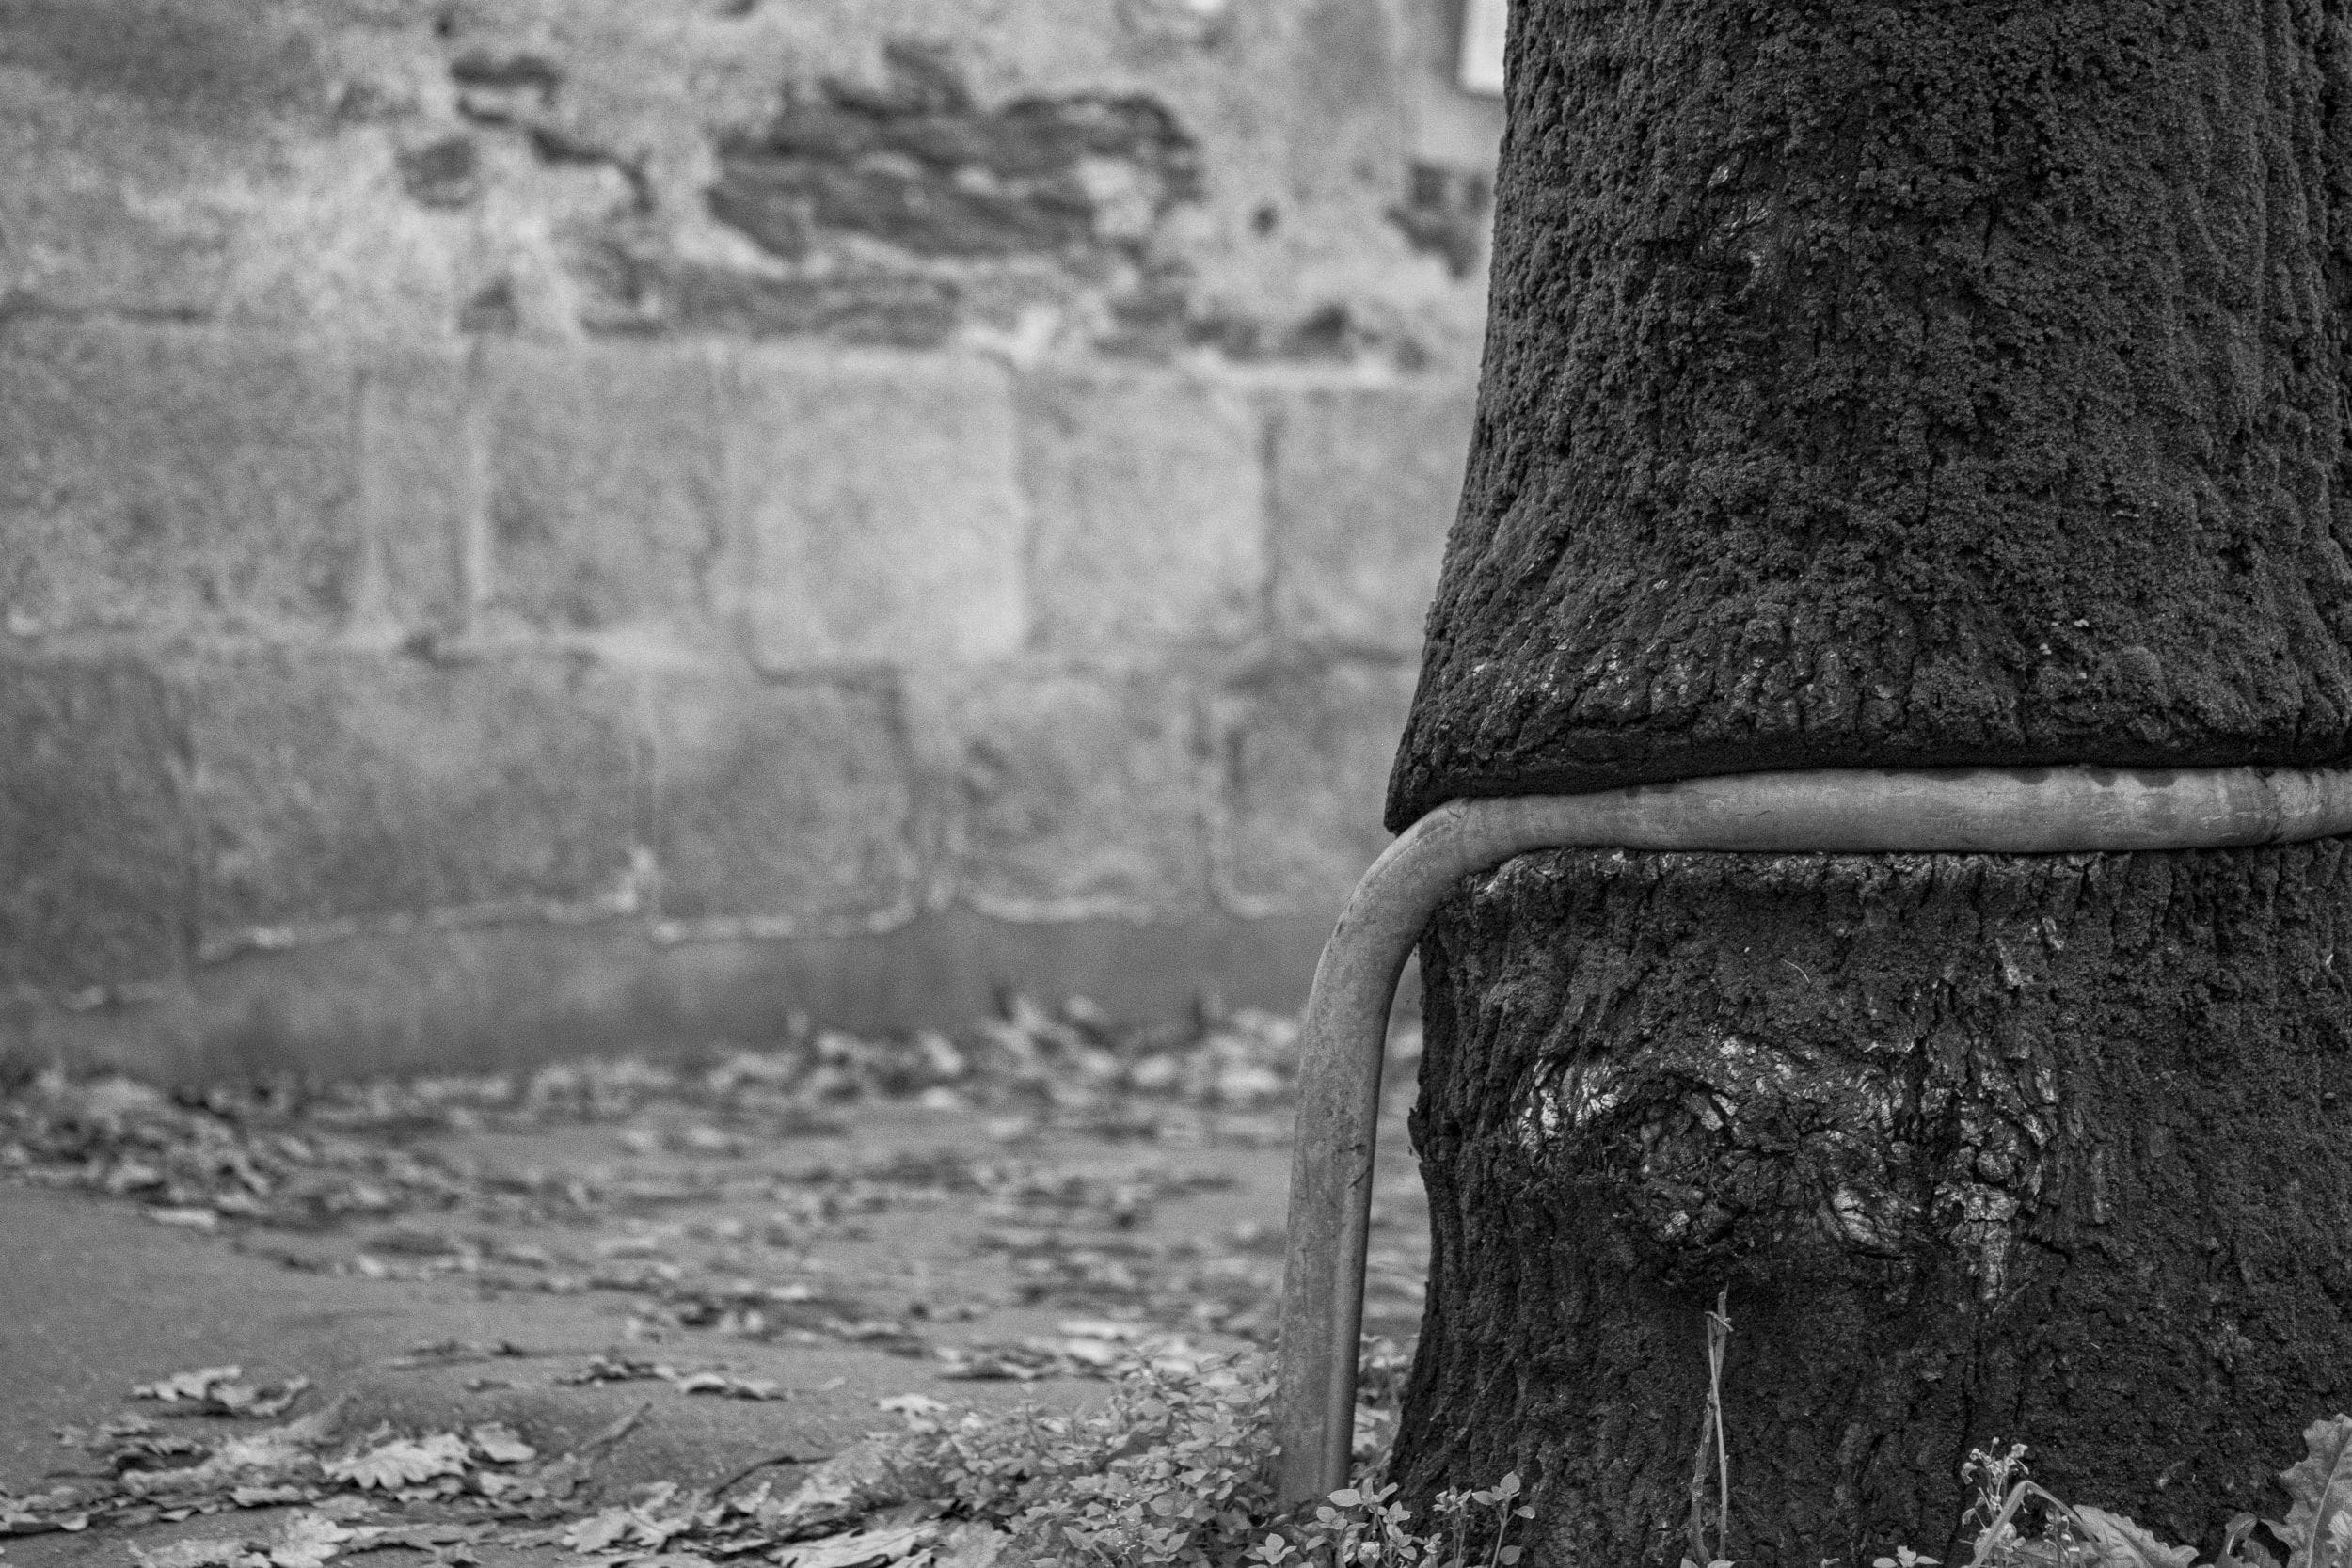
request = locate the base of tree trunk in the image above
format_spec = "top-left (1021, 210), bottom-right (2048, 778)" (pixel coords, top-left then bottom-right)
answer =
top-left (1394, 843), bottom-right (2352, 1568)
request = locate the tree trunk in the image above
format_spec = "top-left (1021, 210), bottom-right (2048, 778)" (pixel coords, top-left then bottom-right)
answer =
top-left (1393, 844), bottom-right (2352, 1565)
top-left (1389, 4), bottom-right (2352, 1563)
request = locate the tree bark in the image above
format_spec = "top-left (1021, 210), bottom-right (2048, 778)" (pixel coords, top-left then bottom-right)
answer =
top-left (1393, 845), bottom-right (2352, 1565)
top-left (1389, 3), bottom-right (2352, 828)
top-left (1389, 4), bottom-right (2352, 1562)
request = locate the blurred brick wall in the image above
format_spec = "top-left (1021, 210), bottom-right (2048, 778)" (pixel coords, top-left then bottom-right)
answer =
top-left (0, 0), bottom-right (1496, 1075)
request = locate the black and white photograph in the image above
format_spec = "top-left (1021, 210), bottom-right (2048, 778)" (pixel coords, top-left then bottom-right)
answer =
top-left (4, 5), bottom-right (2350, 1567)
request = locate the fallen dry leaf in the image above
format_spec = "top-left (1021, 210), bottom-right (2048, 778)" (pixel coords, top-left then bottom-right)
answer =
top-left (128, 1538), bottom-right (251, 1568)
top-left (467, 1424), bottom-right (536, 1465)
top-left (772, 1524), bottom-right (936, 1568)
top-left (131, 1366), bottom-right (311, 1419)
top-left (124, 1415), bottom-right (333, 1501)
top-left (135, 1367), bottom-right (245, 1402)
top-left (324, 1433), bottom-right (469, 1491)
top-left (267, 1512), bottom-right (354, 1568)
top-left (342, 1523), bottom-right (490, 1558)
top-left (672, 1371), bottom-right (784, 1401)
top-left (560, 1508), bottom-right (633, 1554)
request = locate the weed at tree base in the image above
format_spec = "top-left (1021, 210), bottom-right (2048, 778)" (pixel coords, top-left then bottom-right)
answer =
top-left (875, 1342), bottom-right (2351, 1568)
top-left (1873, 1419), bottom-right (2352, 1568)
top-left (1243, 1473), bottom-right (1534, 1568)
top-left (1686, 1287), bottom-right (1733, 1568)
top-left (1672, 1292), bottom-right (2351, 1568)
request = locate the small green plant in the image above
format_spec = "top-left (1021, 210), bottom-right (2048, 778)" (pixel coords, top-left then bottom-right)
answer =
top-left (1434, 1472), bottom-right (1540, 1568)
top-left (1243, 1473), bottom-right (1534, 1568)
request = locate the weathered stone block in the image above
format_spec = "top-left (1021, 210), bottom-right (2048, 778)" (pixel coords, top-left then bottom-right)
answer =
top-left (1212, 658), bottom-right (1416, 915)
top-left (478, 339), bottom-right (724, 630)
top-left (645, 672), bottom-right (918, 927)
top-left (1018, 371), bottom-right (1268, 653)
top-left (1269, 381), bottom-right (1474, 653)
top-left (0, 658), bottom-right (193, 991)
top-left (355, 342), bottom-right (476, 631)
top-left (0, 320), bottom-right (358, 633)
top-left (186, 655), bottom-right (639, 942)
top-left (707, 43), bottom-right (1202, 263)
top-left (912, 670), bottom-right (1211, 921)
top-left (725, 348), bottom-right (1026, 670)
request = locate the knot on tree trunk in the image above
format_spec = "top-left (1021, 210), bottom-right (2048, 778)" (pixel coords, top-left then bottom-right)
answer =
top-left (1509, 1030), bottom-right (2047, 1297)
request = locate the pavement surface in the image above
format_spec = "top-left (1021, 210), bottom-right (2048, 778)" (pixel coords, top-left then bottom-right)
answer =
top-left (0, 1016), bottom-right (1428, 1566)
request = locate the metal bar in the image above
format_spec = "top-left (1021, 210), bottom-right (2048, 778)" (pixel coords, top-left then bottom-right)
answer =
top-left (1272, 763), bottom-right (2352, 1507)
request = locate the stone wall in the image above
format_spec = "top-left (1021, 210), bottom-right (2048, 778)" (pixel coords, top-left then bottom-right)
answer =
top-left (0, 0), bottom-right (1496, 1076)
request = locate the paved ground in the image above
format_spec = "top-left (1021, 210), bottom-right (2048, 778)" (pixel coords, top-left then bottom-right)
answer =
top-left (0, 1025), bottom-right (1428, 1566)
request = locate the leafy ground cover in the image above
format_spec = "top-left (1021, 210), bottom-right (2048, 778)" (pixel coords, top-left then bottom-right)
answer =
top-left (0, 996), bottom-right (1427, 1567)
top-left (0, 996), bottom-right (1437, 1379)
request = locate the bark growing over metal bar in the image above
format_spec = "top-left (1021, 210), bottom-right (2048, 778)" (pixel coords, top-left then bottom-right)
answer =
top-left (1385, 5), bottom-right (2352, 1563)
top-left (1401, 843), bottom-right (2352, 1564)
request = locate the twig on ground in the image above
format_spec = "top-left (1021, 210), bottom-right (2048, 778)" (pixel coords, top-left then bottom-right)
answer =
top-left (574, 1402), bottom-right (650, 1464)
top-left (711, 1452), bottom-right (831, 1497)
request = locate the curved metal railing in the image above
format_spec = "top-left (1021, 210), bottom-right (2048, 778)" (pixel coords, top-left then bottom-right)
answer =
top-left (1274, 764), bottom-right (2352, 1505)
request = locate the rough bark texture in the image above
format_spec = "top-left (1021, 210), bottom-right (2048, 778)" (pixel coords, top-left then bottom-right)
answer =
top-left (1389, 3), bottom-right (2352, 829)
top-left (1388, 7), bottom-right (2352, 1557)
top-left (1394, 845), bottom-right (2352, 1565)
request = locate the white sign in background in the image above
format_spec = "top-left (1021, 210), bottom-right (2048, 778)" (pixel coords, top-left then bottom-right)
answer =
top-left (1456, 0), bottom-right (1507, 97)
